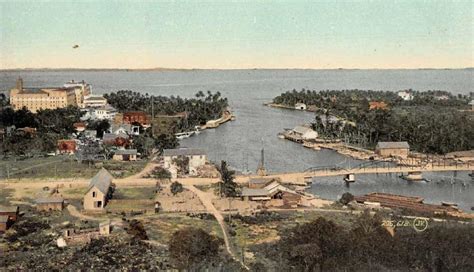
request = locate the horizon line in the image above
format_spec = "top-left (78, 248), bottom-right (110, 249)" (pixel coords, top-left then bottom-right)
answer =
top-left (1, 67), bottom-right (473, 72)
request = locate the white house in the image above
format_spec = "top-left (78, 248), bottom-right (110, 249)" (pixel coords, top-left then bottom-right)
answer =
top-left (109, 123), bottom-right (139, 136)
top-left (469, 100), bottom-right (474, 111)
top-left (81, 105), bottom-right (117, 121)
top-left (397, 91), bottom-right (413, 101)
top-left (295, 103), bottom-right (307, 110)
top-left (163, 148), bottom-right (207, 178)
top-left (83, 95), bottom-right (108, 108)
top-left (293, 125), bottom-right (318, 140)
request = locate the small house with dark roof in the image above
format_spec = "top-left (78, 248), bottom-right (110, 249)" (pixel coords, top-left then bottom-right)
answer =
top-left (375, 141), bottom-right (410, 159)
top-left (163, 148), bottom-right (207, 178)
top-left (0, 215), bottom-right (11, 232)
top-left (0, 205), bottom-right (19, 222)
top-left (35, 196), bottom-right (65, 211)
top-left (112, 149), bottom-right (138, 161)
top-left (83, 168), bottom-right (113, 211)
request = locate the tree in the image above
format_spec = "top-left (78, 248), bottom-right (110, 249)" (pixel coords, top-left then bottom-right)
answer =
top-left (172, 155), bottom-right (189, 176)
top-left (170, 181), bottom-right (183, 195)
top-left (216, 160), bottom-right (238, 197)
top-left (279, 217), bottom-right (348, 271)
top-left (339, 192), bottom-right (354, 205)
top-left (168, 227), bottom-right (222, 269)
top-left (86, 119), bottom-right (110, 138)
top-left (148, 166), bottom-right (171, 180)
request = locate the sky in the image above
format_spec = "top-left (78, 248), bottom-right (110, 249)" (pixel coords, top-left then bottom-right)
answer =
top-left (0, 0), bottom-right (472, 69)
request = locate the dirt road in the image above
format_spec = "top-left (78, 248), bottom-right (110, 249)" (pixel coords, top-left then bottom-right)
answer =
top-left (185, 185), bottom-right (249, 270)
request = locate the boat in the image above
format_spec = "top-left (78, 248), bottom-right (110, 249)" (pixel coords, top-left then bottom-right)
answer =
top-left (343, 173), bottom-right (356, 183)
top-left (175, 131), bottom-right (194, 139)
top-left (193, 126), bottom-right (201, 135)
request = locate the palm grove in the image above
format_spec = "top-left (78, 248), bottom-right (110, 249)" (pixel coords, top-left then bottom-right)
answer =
top-left (273, 89), bottom-right (474, 154)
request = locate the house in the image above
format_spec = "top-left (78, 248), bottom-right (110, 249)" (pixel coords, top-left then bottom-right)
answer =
top-left (17, 127), bottom-right (37, 137)
top-left (434, 95), bottom-right (449, 101)
top-left (375, 141), bottom-right (410, 159)
top-left (112, 149), bottom-right (138, 161)
top-left (241, 181), bottom-right (302, 207)
top-left (123, 111), bottom-right (151, 128)
top-left (0, 205), bottom-right (19, 222)
top-left (102, 133), bottom-right (129, 146)
top-left (292, 125), bottom-right (318, 140)
top-left (73, 122), bottom-right (86, 132)
top-left (163, 148), bottom-right (207, 178)
top-left (83, 168), bottom-right (113, 211)
top-left (295, 103), bottom-right (307, 110)
top-left (58, 221), bottom-right (111, 247)
top-left (81, 105), bottom-right (117, 121)
top-left (57, 139), bottom-right (77, 154)
top-left (248, 177), bottom-right (278, 189)
top-left (369, 101), bottom-right (388, 110)
top-left (83, 95), bottom-right (107, 108)
top-left (469, 100), bottom-right (474, 111)
top-left (84, 129), bottom-right (98, 139)
top-left (397, 90), bottom-right (413, 101)
top-left (35, 196), bottom-right (65, 211)
top-left (0, 215), bottom-right (10, 232)
top-left (109, 123), bottom-right (140, 136)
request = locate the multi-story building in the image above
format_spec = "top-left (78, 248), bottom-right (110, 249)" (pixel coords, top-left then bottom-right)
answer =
top-left (83, 95), bottom-right (108, 108)
top-left (63, 80), bottom-right (91, 107)
top-left (9, 78), bottom-right (77, 113)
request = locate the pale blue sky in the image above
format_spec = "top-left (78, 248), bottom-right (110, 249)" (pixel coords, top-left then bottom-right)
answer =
top-left (0, 0), bottom-right (472, 69)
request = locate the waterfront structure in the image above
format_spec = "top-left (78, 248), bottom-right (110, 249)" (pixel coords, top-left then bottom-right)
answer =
top-left (163, 148), bottom-right (207, 178)
top-left (292, 125), bottom-right (318, 140)
top-left (112, 149), bottom-right (138, 161)
top-left (83, 168), bottom-right (113, 211)
top-left (63, 80), bottom-right (91, 107)
top-left (35, 196), bottom-right (65, 211)
top-left (375, 141), bottom-right (410, 159)
top-left (123, 111), bottom-right (151, 128)
top-left (83, 95), bottom-right (107, 108)
top-left (10, 78), bottom-right (77, 113)
top-left (241, 181), bottom-right (301, 205)
top-left (295, 102), bottom-right (307, 110)
top-left (397, 90), bottom-right (413, 101)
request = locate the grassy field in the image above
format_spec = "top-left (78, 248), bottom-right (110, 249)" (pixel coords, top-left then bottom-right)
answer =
top-left (0, 156), bottom-right (147, 179)
top-left (143, 213), bottom-right (223, 245)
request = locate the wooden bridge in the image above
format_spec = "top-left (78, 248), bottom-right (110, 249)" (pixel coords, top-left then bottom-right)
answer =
top-left (260, 161), bottom-right (474, 184)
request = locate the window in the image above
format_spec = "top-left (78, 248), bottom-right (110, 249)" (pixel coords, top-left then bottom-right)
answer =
top-left (92, 191), bottom-right (96, 197)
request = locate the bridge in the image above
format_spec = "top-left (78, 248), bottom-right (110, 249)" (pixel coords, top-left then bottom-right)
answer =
top-left (260, 161), bottom-right (474, 184)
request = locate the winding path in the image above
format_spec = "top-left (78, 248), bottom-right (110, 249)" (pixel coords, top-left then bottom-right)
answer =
top-left (185, 185), bottom-right (249, 270)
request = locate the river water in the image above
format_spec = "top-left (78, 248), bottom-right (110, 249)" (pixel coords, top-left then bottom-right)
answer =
top-left (1, 69), bottom-right (473, 210)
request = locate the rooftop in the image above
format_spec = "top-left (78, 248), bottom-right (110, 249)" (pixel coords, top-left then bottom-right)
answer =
top-left (115, 149), bottom-right (138, 155)
top-left (241, 188), bottom-right (269, 197)
top-left (36, 197), bottom-right (64, 204)
top-left (376, 141), bottom-right (410, 149)
top-left (163, 148), bottom-right (206, 157)
top-left (0, 215), bottom-right (8, 223)
top-left (88, 168), bottom-right (113, 195)
top-left (0, 206), bottom-right (18, 213)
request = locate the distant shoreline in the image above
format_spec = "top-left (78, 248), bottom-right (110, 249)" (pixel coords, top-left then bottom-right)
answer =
top-left (1, 67), bottom-right (473, 72)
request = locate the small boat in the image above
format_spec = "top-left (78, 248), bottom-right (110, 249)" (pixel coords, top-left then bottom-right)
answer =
top-left (441, 201), bottom-right (458, 207)
top-left (230, 115), bottom-right (236, 121)
top-left (175, 131), bottom-right (194, 139)
top-left (344, 173), bottom-right (355, 183)
top-left (193, 126), bottom-right (201, 135)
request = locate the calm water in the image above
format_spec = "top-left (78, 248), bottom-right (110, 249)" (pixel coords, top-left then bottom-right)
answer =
top-left (1, 69), bottom-right (473, 210)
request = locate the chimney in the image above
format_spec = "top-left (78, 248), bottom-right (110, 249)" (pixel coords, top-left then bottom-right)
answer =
top-left (16, 77), bottom-right (23, 90)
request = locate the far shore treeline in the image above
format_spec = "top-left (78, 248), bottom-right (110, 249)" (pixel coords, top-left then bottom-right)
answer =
top-left (0, 91), bottom-right (228, 157)
top-left (273, 89), bottom-right (474, 154)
